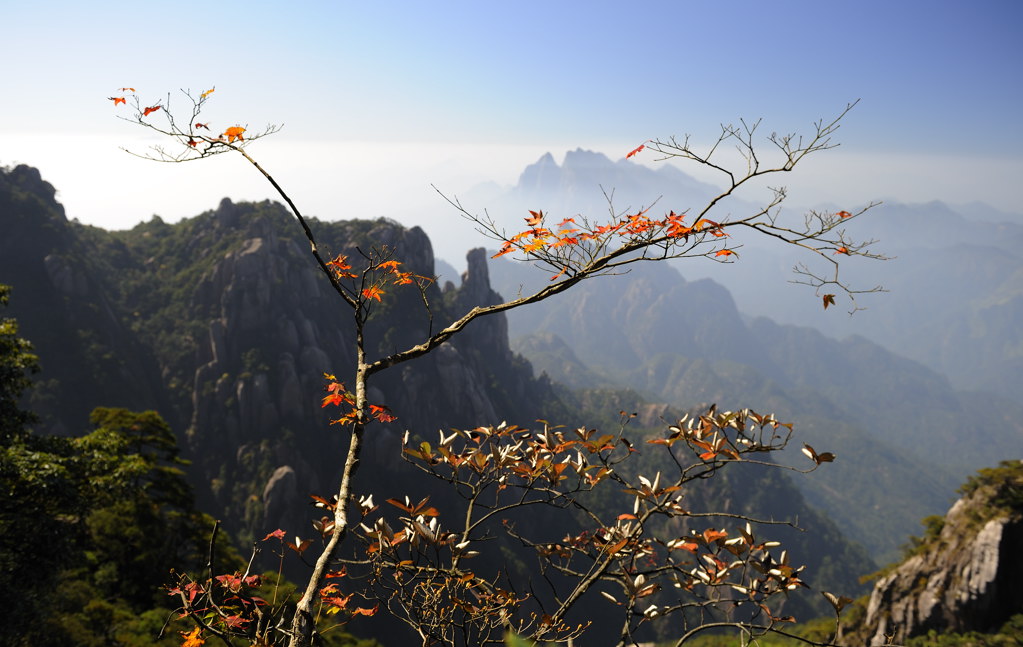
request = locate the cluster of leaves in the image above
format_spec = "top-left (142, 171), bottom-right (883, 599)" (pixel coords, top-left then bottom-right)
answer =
top-left (166, 528), bottom-right (380, 647)
top-left (328, 408), bottom-right (845, 646)
top-left (321, 373), bottom-right (396, 426)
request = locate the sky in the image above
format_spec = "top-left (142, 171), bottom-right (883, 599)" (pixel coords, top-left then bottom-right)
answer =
top-left (3, 0), bottom-right (1022, 265)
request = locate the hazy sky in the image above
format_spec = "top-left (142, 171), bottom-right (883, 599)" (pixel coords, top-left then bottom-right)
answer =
top-left (3, 1), bottom-right (1021, 264)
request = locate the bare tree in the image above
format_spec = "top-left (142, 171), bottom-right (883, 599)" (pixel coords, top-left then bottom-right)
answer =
top-left (114, 86), bottom-right (880, 647)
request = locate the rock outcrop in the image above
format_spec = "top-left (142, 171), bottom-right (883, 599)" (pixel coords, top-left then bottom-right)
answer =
top-left (851, 461), bottom-right (1023, 644)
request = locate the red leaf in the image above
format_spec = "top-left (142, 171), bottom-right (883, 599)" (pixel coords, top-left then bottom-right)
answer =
top-left (109, 97), bottom-right (126, 106)
top-left (370, 404), bottom-right (397, 423)
top-left (362, 286), bottom-right (384, 302)
top-left (822, 294), bottom-right (836, 310)
top-left (834, 246), bottom-right (850, 255)
top-left (195, 122), bottom-right (210, 130)
top-left (262, 529), bottom-right (286, 542)
top-left (836, 210), bottom-right (853, 218)
top-left (143, 105), bottom-right (161, 117)
top-left (626, 143), bottom-right (645, 159)
top-left (715, 249), bottom-right (736, 257)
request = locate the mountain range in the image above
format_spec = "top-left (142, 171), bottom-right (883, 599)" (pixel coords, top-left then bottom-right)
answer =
top-left (2, 152), bottom-right (1021, 641)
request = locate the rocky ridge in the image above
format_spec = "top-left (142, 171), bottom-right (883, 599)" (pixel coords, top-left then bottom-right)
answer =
top-left (851, 461), bottom-right (1023, 644)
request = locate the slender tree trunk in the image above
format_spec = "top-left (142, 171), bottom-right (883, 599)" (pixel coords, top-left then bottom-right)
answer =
top-left (288, 352), bottom-right (369, 647)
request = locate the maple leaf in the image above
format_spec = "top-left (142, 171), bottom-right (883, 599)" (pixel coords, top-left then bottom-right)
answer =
top-left (119, 87), bottom-right (136, 92)
top-left (195, 122), bottom-right (210, 130)
top-left (180, 627), bottom-right (205, 647)
top-left (715, 249), bottom-right (736, 257)
top-left (369, 404), bottom-right (397, 423)
top-left (143, 105), bottom-right (162, 117)
top-left (525, 210), bottom-right (544, 227)
top-left (822, 294), bottom-right (836, 310)
top-left (836, 210), bottom-right (853, 218)
top-left (491, 242), bottom-right (515, 259)
top-left (109, 97), bottom-right (126, 106)
top-left (201, 87), bottom-right (215, 99)
top-left (626, 143), bottom-right (645, 159)
top-left (262, 528), bottom-right (287, 541)
top-left (362, 286), bottom-right (384, 302)
top-left (187, 138), bottom-right (198, 147)
top-left (834, 246), bottom-right (850, 255)
top-left (222, 126), bottom-right (245, 143)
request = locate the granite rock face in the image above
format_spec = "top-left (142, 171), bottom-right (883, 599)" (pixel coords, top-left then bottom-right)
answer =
top-left (852, 467), bottom-right (1023, 644)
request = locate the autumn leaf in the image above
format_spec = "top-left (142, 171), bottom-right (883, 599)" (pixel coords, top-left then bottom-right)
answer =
top-left (822, 294), bottom-right (836, 310)
top-left (362, 286), bottom-right (384, 302)
top-left (262, 528), bottom-right (287, 541)
top-left (143, 105), bottom-right (162, 117)
top-left (201, 87), bottom-right (215, 99)
top-left (187, 138), bottom-right (198, 147)
top-left (195, 122), bottom-right (210, 130)
top-left (369, 404), bottom-right (397, 423)
top-left (801, 443), bottom-right (836, 464)
top-left (834, 246), bottom-right (850, 255)
top-left (715, 249), bottom-right (736, 258)
top-left (836, 210), bottom-right (853, 218)
top-left (223, 126), bottom-right (245, 143)
top-left (119, 87), bottom-right (136, 92)
top-left (109, 97), bottom-right (126, 106)
top-left (525, 210), bottom-right (544, 227)
top-left (626, 143), bottom-right (645, 159)
top-left (180, 627), bottom-right (205, 647)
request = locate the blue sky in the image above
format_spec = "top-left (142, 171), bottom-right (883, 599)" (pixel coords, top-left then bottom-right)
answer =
top-left (3, 1), bottom-right (1021, 263)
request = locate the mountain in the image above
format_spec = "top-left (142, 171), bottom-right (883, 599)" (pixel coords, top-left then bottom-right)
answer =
top-left (489, 254), bottom-right (1023, 565)
top-left (469, 149), bottom-right (1023, 403)
top-left (678, 200), bottom-right (1023, 401)
top-left (0, 164), bottom-right (876, 641)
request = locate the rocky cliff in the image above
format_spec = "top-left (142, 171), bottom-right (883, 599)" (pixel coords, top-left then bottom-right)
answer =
top-left (851, 460), bottom-right (1023, 644)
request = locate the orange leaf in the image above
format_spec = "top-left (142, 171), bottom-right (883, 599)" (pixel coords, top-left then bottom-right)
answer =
top-left (626, 143), bottom-right (645, 159)
top-left (362, 286), bottom-right (384, 302)
top-left (143, 105), bottom-right (161, 117)
top-left (119, 87), bottom-right (136, 92)
top-left (195, 122), bottom-right (210, 130)
top-left (836, 210), bottom-right (853, 218)
top-left (223, 126), bottom-right (245, 143)
top-left (492, 242), bottom-right (515, 259)
top-left (822, 294), bottom-right (836, 310)
top-left (201, 87), bottom-right (215, 99)
top-left (715, 249), bottom-right (736, 257)
top-left (525, 210), bottom-right (544, 227)
top-left (180, 627), bottom-right (206, 647)
top-left (109, 97), bottom-right (126, 106)
top-left (834, 246), bottom-right (850, 255)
